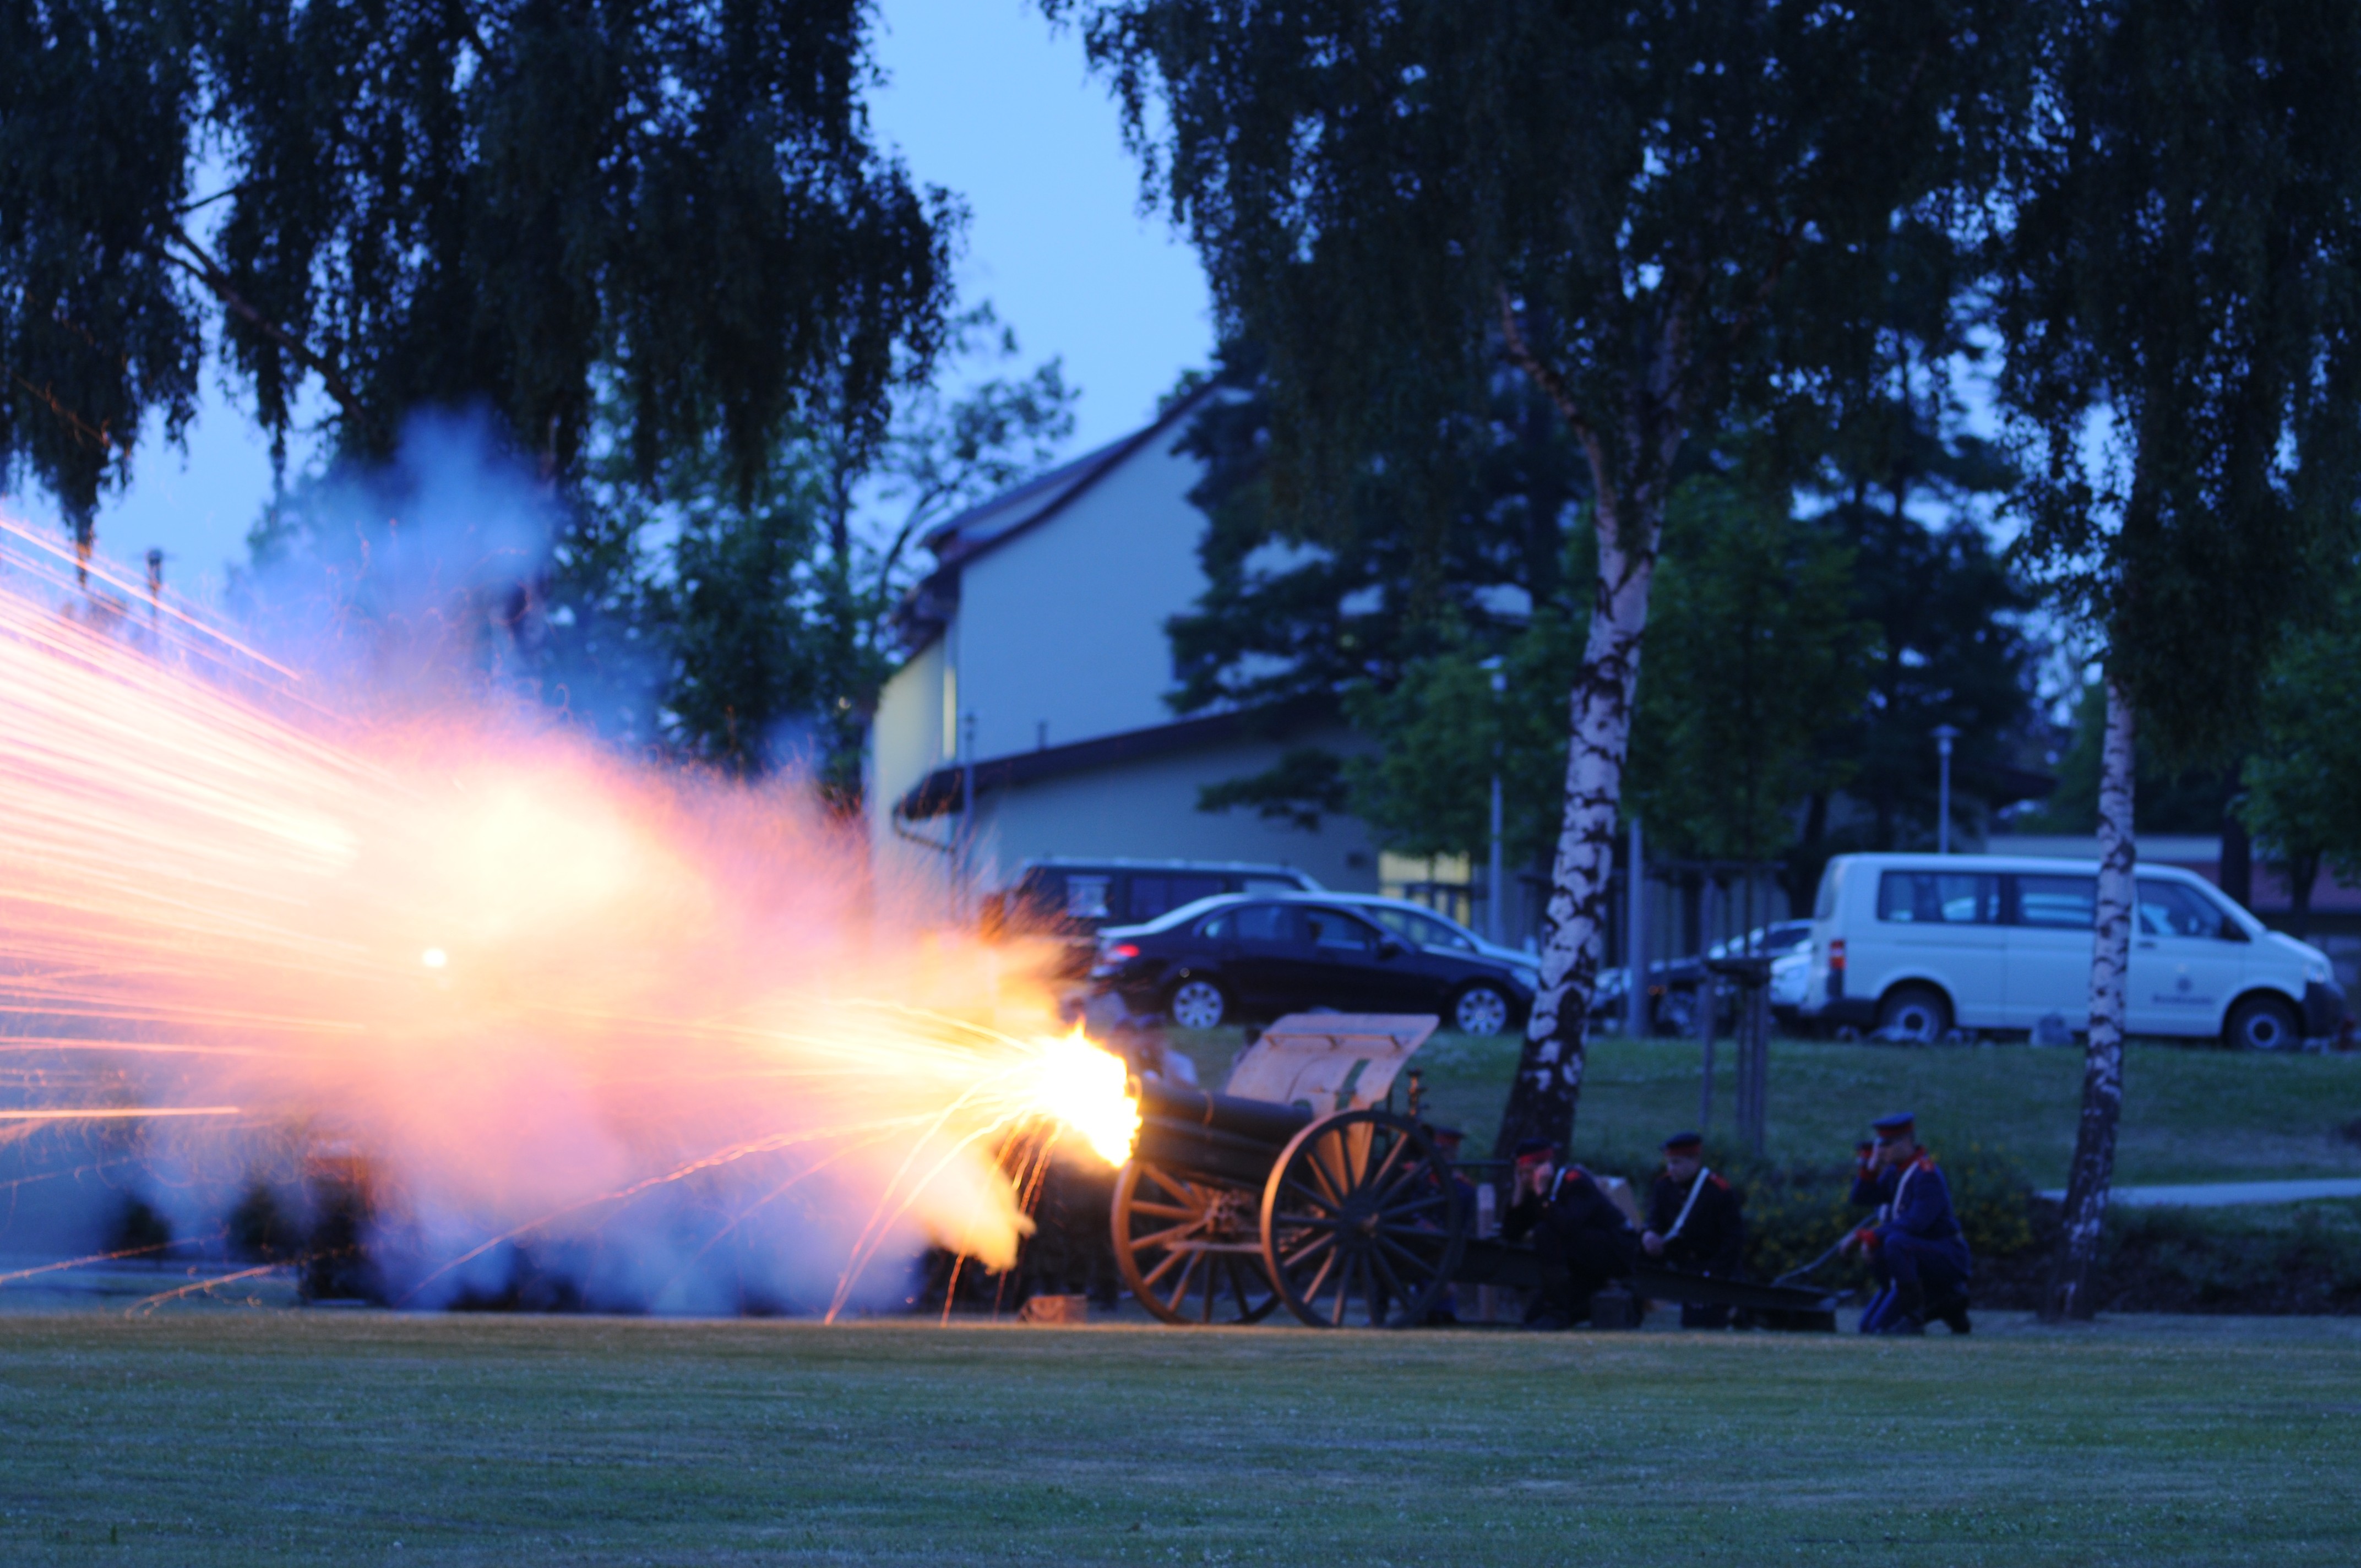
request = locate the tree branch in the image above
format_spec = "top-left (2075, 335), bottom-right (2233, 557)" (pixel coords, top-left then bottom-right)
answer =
top-left (1, 363), bottom-right (122, 456)
top-left (151, 224), bottom-right (368, 427)
top-left (1497, 288), bottom-right (1594, 444)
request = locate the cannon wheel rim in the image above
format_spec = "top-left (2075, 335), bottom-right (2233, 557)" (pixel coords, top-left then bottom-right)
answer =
top-left (1259, 1109), bottom-right (1465, 1329)
top-left (1111, 1159), bottom-right (1280, 1325)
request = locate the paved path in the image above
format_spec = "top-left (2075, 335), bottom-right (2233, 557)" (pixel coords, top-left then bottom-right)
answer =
top-left (2036, 1178), bottom-right (2361, 1208)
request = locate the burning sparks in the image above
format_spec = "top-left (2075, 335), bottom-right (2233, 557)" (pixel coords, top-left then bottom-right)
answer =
top-left (0, 520), bottom-right (1139, 1312)
top-left (1010, 1030), bottom-right (1141, 1168)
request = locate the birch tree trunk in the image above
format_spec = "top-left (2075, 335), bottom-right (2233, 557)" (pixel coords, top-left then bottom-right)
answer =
top-left (2043, 670), bottom-right (2136, 1321)
top-left (1492, 483), bottom-right (1662, 1156)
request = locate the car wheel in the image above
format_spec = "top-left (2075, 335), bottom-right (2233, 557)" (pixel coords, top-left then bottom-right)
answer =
top-left (1876, 984), bottom-right (1951, 1043)
top-left (2224, 993), bottom-right (2302, 1052)
top-left (1166, 978), bottom-right (1229, 1031)
top-left (1452, 983), bottom-right (1512, 1037)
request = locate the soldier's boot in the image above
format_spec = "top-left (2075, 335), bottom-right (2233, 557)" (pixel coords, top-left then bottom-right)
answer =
top-left (1927, 1288), bottom-right (1972, 1335)
top-left (1874, 1280), bottom-right (1927, 1335)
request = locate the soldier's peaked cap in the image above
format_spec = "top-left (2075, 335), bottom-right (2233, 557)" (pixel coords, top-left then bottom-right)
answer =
top-left (1871, 1112), bottom-right (1917, 1136)
top-left (1661, 1130), bottom-right (1704, 1151)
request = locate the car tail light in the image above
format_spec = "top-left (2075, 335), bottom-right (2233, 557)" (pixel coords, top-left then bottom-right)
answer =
top-left (1103, 943), bottom-right (1140, 963)
top-left (1827, 938), bottom-right (1846, 973)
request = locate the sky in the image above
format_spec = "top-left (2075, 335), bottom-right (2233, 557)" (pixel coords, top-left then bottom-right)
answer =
top-left (35, 1), bottom-right (1213, 602)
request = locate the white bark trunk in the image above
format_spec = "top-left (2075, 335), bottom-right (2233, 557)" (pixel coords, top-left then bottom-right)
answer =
top-left (1494, 494), bottom-right (1659, 1155)
top-left (2045, 669), bottom-right (2135, 1320)
top-left (1490, 299), bottom-right (1685, 1158)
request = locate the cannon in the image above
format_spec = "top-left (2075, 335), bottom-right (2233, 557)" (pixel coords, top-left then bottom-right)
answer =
top-left (1109, 1014), bottom-right (1841, 1330)
top-left (1114, 1015), bottom-right (1461, 1327)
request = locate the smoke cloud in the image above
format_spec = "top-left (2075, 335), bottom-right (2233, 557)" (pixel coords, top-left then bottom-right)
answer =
top-left (0, 425), bottom-right (1116, 1315)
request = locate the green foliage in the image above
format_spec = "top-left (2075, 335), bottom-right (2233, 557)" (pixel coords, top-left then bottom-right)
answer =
top-left (1624, 481), bottom-right (1873, 862)
top-left (107, 1193), bottom-right (172, 1256)
top-left (1713, 1142), bottom-right (2039, 1288)
top-left (2016, 680), bottom-right (2231, 836)
top-left (1337, 477), bottom-right (1870, 867)
top-left (225, 1181), bottom-right (301, 1264)
top-left (2101, 1200), bottom-right (2361, 1311)
top-left (1165, 345), bottom-right (1584, 722)
top-left (1995, 0), bottom-right (2361, 768)
top-left (3, 1), bottom-right (955, 531)
top-left (0, 0), bottom-right (203, 538)
top-left (2240, 576), bottom-right (2361, 889)
top-left (625, 437), bottom-right (829, 778)
top-left (1060, 0), bottom-right (2031, 547)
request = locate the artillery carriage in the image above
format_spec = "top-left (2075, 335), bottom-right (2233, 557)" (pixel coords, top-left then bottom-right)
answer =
top-left (1110, 1014), bottom-right (1838, 1330)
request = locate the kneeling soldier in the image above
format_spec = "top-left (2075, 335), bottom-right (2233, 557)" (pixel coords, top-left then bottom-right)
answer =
top-left (1841, 1112), bottom-right (1973, 1335)
top-left (1504, 1140), bottom-right (1639, 1330)
top-left (1642, 1131), bottom-right (1745, 1327)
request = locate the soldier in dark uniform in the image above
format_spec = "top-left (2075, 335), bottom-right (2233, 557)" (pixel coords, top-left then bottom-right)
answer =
top-left (1641, 1130), bottom-right (1745, 1327)
top-left (1503, 1139), bottom-right (1639, 1330)
top-left (1842, 1111), bottom-right (1973, 1335)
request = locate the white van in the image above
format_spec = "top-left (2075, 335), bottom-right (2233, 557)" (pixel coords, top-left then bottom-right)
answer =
top-left (1798, 853), bottom-right (2344, 1049)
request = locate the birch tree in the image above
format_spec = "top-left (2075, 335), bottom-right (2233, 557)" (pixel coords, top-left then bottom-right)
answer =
top-left (1994, 0), bottom-right (2361, 1320)
top-left (2, 1), bottom-right (955, 532)
top-left (1053, 0), bottom-right (2030, 1151)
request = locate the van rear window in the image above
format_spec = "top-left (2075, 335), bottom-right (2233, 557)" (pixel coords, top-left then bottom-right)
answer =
top-left (1876, 872), bottom-right (2000, 925)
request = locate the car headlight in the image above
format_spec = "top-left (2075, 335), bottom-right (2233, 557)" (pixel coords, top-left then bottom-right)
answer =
top-left (2304, 955), bottom-right (2333, 986)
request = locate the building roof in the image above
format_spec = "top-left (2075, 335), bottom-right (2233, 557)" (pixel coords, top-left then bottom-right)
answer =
top-left (922, 381), bottom-right (1223, 570)
top-left (895, 698), bottom-right (1330, 822)
top-left (893, 384), bottom-right (1225, 652)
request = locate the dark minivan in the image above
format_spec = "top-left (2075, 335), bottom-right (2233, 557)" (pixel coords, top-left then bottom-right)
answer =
top-left (1091, 892), bottom-right (1536, 1036)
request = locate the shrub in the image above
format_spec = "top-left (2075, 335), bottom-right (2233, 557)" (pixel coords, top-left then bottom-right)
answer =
top-left (107, 1193), bottom-right (172, 1256)
top-left (1690, 1140), bottom-right (2039, 1287)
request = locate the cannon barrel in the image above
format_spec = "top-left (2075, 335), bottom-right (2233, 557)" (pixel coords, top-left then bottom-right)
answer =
top-left (1130, 1077), bottom-right (1316, 1188)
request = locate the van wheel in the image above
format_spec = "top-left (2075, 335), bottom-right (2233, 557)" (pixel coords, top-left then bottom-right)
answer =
top-left (1451, 983), bottom-right (1513, 1037)
top-left (1166, 978), bottom-right (1230, 1031)
top-left (2224, 993), bottom-right (2302, 1052)
top-left (1877, 985), bottom-right (1951, 1044)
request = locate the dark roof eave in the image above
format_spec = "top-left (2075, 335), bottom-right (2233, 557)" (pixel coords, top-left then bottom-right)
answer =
top-left (895, 698), bottom-right (1332, 821)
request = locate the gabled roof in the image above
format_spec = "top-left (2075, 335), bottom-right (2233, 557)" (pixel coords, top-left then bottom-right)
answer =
top-left (920, 381), bottom-right (1222, 572)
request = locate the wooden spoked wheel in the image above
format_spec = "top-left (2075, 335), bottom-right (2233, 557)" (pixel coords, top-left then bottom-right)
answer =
top-left (1259, 1109), bottom-right (1465, 1329)
top-left (1111, 1160), bottom-right (1281, 1325)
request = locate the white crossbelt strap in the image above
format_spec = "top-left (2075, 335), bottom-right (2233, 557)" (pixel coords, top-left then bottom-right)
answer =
top-left (1881, 1161), bottom-right (1920, 1226)
top-left (1663, 1166), bottom-right (1712, 1241)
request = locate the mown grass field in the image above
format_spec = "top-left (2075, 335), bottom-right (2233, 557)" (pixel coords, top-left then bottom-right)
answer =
top-left (1174, 1029), bottom-right (2361, 1187)
top-left (2, 1311), bottom-right (2357, 1566)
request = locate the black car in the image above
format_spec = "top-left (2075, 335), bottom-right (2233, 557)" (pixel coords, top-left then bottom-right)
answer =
top-left (1091, 894), bottom-right (1537, 1036)
top-left (987, 858), bottom-right (1324, 976)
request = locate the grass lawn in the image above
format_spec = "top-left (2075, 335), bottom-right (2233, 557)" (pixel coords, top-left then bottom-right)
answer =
top-left (2, 1311), bottom-right (2358, 1565)
top-left (1174, 1028), bottom-right (2361, 1188)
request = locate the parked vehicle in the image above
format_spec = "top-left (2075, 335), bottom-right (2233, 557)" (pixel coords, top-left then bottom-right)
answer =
top-left (1594, 921), bottom-right (1814, 1033)
top-left (988, 858), bottom-right (1323, 973)
top-left (1090, 892), bottom-right (1539, 1036)
top-left (1296, 892), bottom-right (1536, 971)
top-left (1798, 853), bottom-right (2343, 1048)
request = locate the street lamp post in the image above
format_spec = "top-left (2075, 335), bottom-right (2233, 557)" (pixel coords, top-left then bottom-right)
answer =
top-left (1486, 662), bottom-right (1506, 945)
top-left (1933, 724), bottom-right (1961, 854)
top-left (959, 710), bottom-right (978, 913)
